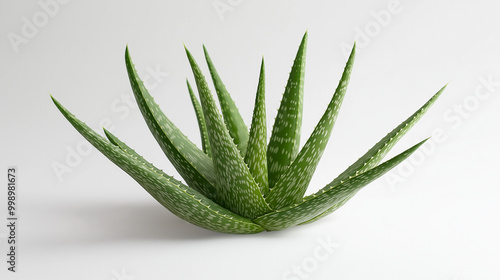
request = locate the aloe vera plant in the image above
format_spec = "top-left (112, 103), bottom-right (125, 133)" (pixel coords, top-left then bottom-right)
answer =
top-left (52, 32), bottom-right (445, 234)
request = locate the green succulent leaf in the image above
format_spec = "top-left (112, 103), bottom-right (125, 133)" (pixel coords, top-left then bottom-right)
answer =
top-left (303, 85), bottom-right (446, 223)
top-left (265, 43), bottom-right (355, 209)
top-left (125, 47), bottom-right (217, 199)
top-left (186, 79), bottom-right (211, 157)
top-left (244, 58), bottom-right (269, 195)
top-left (185, 47), bottom-right (271, 219)
top-left (203, 45), bottom-right (249, 157)
top-left (104, 128), bottom-right (180, 184)
top-left (51, 97), bottom-right (264, 234)
top-left (254, 139), bottom-right (428, 231)
top-left (298, 196), bottom-right (352, 225)
top-left (267, 32), bottom-right (308, 189)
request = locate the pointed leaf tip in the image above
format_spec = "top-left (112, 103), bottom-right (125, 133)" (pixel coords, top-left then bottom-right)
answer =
top-left (125, 45), bottom-right (130, 58)
top-left (245, 57), bottom-right (269, 195)
top-left (203, 44), bottom-right (250, 157)
top-left (184, 45), bottom-right (191, 59)
top-left (265, 43), bottom-right (355, 208)
top-left (267, 32), bottom-right (309, 188)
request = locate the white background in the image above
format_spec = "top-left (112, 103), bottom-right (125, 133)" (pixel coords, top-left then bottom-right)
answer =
top-left (1, 0), bottom-right (499, 279)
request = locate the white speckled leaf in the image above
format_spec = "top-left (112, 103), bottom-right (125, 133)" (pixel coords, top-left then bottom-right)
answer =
top-left (125, 48), bottom-right (217, 200)
top-left (104, 128), bottom-right (183, 185)
top-left (185, 47), bottom-right (271, 219)
top-left (186, 79), bottom-right (211, 158)
top-left (203, 46), bottom-right (249, 157)
top-left (52, 97), bottom-right (265, 234)
top-left (267, 32), bottom-right (308, 189)
top-left (302, 85), bottom-right (446, 223)
top-left (265, 44), bottom-right (355, 209)
top-left (244, 58), bottom-right (269, 195)
top-left (254, 139), bottom-right (427, 231)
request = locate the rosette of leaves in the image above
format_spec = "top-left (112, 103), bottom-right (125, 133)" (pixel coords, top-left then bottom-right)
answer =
top-left (52, 32), bottom-right (445, 234)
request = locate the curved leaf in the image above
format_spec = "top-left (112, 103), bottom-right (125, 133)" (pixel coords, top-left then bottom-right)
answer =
top-left (254, 139), bottom-right (427, 231)
top-left (52, 96), bottom-right (265, 234)
top-left (185, 47), bottom-right (271, 219)
top-left (125, 47), bottom-right (216, 199)
top-left (303, 85), bottom-right (446, 223)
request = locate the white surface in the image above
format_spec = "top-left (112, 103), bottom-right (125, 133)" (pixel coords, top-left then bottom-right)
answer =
top-left (1, 0), bottom-right (499, 279)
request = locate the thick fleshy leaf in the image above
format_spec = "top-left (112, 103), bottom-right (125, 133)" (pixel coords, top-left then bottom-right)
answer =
top-left (51, 97), bottom-right (265, 234)
top-left (104, 128), bottom-right (180, 184)
top-left (267, 31), bottom-right (308, 188)
top-left (186, 79), bottom-right (211, 157)
top-left (125, 47), bottom-right (217, 199)
top-left (203, 45), bottom-right (249, 157)
top-left (254, 139), bottom-right (427, 231)
top-left (298, 196), bottom-right (352, 225)
top-left (185, 47), bottom-right (271, 219)
top-left (265, 43), bottom-right (355, 209)
top-left (244, 58), bottom-right (269, 195)
top-left (302, 85), bottom-right (446, 223)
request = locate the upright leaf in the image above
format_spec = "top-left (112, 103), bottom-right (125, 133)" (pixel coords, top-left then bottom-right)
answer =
top-left (125, 47), bottom-right (217, 199)
top-left (203, 45), bottom-right (249, 157)
top-left (186, 79), bottom-right (211, 157)
top-left (185, 47), bottom-right (271, 219)
top-left (244, 58), bottom-right (269, 195)
top-left (267, 32), bottom-right (308, 188)
top-left (303, 85), bottom-right (446, 223)
top-left (52, 97), bottom-right (265, 234)
top-left (254, 139), bottom-right (427, 231)
top-left (266, 44), bottom-right (355, 209)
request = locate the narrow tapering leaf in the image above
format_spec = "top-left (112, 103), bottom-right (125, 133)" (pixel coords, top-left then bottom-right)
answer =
top-left (125, 47), bottom-right (217, 199)
top-left (244, 58), bottom-right (269, 195)
top-left (302, 85), bottom-right (446, 223)
top-left (254, 139), bottom-right (427, 231)
top-left (52, 97), bottom-right (264, 234)
top-left (186, 79), bottom-right (211, 157)
top-left (104, 128), bottom-right (181, 184)
top-left (185, 47), bottom-right (271, 219)
top-left (203, 45), bottom-right (249, 157)
top-left (265, 44), bottom-right (355, 209)
top-left (267, 31), bottom-right (308, 188)
top-left (298, 196), bottom-right (352, 225)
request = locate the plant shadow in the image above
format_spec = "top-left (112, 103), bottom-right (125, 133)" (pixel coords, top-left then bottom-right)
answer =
top-left (45, 199), bottom-right (293, 245)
